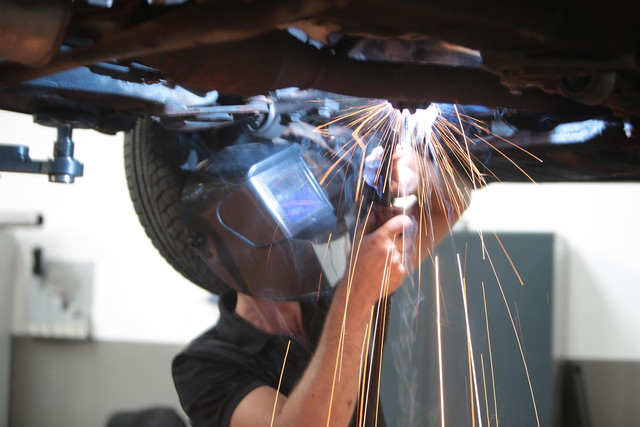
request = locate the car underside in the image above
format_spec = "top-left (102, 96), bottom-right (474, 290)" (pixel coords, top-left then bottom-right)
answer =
top-left (1, 0), bottom-right (639, 292)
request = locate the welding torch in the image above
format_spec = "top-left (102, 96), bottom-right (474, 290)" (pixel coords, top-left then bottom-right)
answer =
top-left (365, 136), bottom-right (420, 416)
top-left (372, 140), bottom-right (419, 226)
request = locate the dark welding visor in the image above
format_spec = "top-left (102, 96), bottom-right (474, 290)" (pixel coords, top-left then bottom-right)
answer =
top-left (182, 142), bottom-right (358, 300)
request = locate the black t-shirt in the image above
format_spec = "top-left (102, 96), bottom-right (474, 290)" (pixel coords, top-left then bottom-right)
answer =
top-left (172, 290), bottom-right (331, 427)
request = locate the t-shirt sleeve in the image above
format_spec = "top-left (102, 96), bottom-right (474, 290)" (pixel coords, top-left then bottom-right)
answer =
top-left (172, 349), bottom-right (268, 427)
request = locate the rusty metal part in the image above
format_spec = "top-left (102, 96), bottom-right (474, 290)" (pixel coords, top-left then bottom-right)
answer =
top-left (466, 121), bottom-right (640, 182)
top-left (483, 52), bottom-right (639, 115)
top-left (161, 103), bottom-right (270, 120)
top-left (156, 102), bottom-right (272, 130)
top-left (558, 73), bottom-right (617, 105)
top-left (0, 0), bottom-right (71, 67)
top-left (0, 0), bottom-right (339, 88)
top-left (141, 31), bottom-right (610, 116)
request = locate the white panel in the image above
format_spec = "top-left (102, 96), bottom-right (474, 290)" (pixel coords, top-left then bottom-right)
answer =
top-left (0, 111), bottom-right (217, 344)
top-left (458, 182), bottom-right (640, 360)
top-left (24, 261), bottom-right (93, 339)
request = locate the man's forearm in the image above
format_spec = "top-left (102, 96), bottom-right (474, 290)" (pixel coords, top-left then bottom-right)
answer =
top-left (273, 280), bottom-right (375, 426)
top-left (231, 215), bottom-right (411, 427)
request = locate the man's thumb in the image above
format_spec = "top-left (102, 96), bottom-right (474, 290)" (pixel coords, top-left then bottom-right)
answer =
top-left (377, 214), bottom-right (413, 237)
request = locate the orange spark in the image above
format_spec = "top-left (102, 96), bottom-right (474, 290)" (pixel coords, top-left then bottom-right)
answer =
top-left (493, 233), bottom-right (525, 286)
top-left (481, 354), bottom-right (490, 427)
top-left (458, 253), bottom-right (484, 427)
top-left (271, 339), bottom-right (292, 427)
top-left (482, 282), bottom-right (499, 427)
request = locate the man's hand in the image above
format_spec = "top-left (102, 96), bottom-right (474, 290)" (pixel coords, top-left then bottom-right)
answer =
top-left (364, 144), bottom-right (427, 199)
top-left (364, 142), bottom-right (470, 267)
top-left (347, 213), bottom-right (413, 306)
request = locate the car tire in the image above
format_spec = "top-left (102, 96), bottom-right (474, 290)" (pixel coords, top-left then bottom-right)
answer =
top-left (124, 118), bottom-right (227, 294)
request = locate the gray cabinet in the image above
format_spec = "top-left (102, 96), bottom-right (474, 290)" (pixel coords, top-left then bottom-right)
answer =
top-left (381, 232), bottom-right (555, 426)
top-left (0, 231), bottom-right (17, 427)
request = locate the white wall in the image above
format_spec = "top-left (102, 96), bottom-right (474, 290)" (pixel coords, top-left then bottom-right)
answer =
top-left (458, 182), bottom-right (640, 360)
top-left (0, 111), bottom-right (217, 344)
top-left (2, 110), bottom-right (639, 359)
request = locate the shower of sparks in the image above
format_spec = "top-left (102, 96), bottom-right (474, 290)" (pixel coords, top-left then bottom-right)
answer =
top-left (271, 339), bottom-right (292, 427)
top-left (309, 99), bottom-right (542, 426)
top-left (316, 101), bottom-right (485, 219)
top-left (317, 101), bottom-right (477, 427)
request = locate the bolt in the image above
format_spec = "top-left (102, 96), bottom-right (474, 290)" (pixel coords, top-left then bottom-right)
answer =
top-left (317, 107), bottom-right (332, 119)
top-left (189, 232), bottom-right (207, 249)
top-left (50, 174), bottom-right (74, 184)
top-left (147, 0), bottom-right (190, 5)
top-left (87, 0), bottom-right (114, 7)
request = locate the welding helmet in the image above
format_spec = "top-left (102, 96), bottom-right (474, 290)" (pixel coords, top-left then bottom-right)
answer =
top-left (182, 142), bottom-right (360, 300)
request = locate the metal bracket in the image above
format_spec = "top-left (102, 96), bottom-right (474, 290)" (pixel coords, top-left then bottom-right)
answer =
top-left (0, 125), bottom-right (84, 183)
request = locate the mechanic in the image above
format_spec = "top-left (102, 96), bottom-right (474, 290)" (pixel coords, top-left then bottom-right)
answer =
top-left (172, 145), bottom-right (466, 427)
